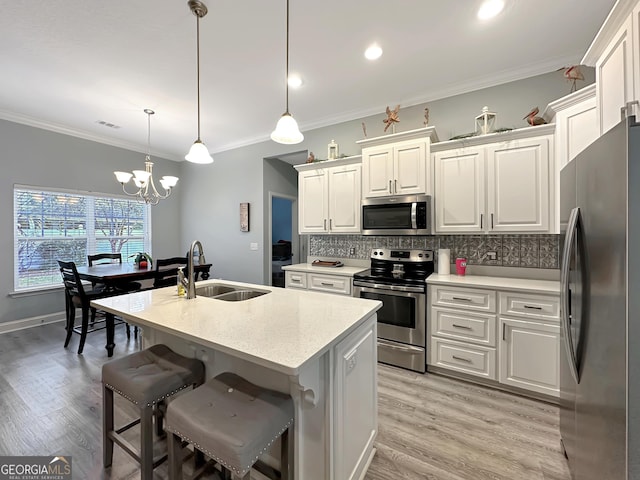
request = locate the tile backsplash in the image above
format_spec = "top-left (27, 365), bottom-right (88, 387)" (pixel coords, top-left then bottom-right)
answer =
top-left (309, 234), bottom-right (560, 269)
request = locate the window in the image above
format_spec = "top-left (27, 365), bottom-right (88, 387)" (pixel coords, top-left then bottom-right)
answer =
top-left (14, 186), bottom-right (151, 291)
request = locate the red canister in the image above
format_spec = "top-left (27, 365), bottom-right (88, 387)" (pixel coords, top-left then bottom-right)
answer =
top-left (455, 258), bottom-right (467, 275)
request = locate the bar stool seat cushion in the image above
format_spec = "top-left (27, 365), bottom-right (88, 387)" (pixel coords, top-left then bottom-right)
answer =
top-left (102, 344), bottom-right (204, 406)
top-left (166, 372), bottom-right (294, 477)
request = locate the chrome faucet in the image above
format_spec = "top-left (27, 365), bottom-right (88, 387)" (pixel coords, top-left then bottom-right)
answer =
top-left (182, 240), bottom-right (206, 299)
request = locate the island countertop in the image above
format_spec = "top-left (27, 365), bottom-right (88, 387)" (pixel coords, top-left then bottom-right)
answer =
top-left (91, 279), bottom-right (381, 376)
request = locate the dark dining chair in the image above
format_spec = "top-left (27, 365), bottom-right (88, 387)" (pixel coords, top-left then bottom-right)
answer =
top-left (87, 253), bottom-right (141, 339)
top-left (58, 260), bottom-right (123, 354)
top-left (88, 253), bottom-right (143, 292)
top-left (153, 257), bottom-right (188, 289)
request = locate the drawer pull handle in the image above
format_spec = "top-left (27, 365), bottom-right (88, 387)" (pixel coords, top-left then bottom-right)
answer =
top-left (452, 355), bottom-right (472, 363)
top-left (452, 324), bottom-right (472, 330)
top-left (524, 305), bottom-right (543, 310)
top-left (452, 296), bottom-right (472, 302)
top-left (292, 278), bottom-right (300, 282)
top-left (320, 282), bottom-right (334, 286)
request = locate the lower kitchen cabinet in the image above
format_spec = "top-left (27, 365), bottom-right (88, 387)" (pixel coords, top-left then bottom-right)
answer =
top-left (431, 336), bottom-right (497, 379)
top-left (333, 319), bottom-right (377, 480)
top-left (427, 276), bottom-right (560, 399)
top-left (284, 264), bottom-right (367, 296)
top-left (499, 317), bottom-right (560, 396)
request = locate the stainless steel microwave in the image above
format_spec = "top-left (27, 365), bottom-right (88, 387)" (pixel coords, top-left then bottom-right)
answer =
top-left (362, 195), bottom-right (432, 235)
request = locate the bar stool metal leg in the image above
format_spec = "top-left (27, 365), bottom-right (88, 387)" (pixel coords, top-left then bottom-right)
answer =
top-left (103, 384), bottom-right (114, 468)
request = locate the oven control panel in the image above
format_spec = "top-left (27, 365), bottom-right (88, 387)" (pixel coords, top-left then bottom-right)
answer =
top-left (370, 248), bottom-right (433, 262)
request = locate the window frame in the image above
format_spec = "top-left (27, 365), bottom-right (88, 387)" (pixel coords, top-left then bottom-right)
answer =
top-left (13, 184), bottom-right (152, 293)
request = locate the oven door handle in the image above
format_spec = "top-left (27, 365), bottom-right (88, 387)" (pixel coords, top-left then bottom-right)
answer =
top-left (353, 281), bottom-right (424, 293)
top-left (378, 338), bottom-right (424, 354)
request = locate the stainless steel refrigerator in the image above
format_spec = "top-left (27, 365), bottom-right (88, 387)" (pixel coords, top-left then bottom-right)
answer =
top-left (559, 115), bottom-right (640, 480)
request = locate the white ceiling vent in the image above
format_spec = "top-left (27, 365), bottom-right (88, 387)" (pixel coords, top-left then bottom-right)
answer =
top-left (96, 120), bottom-right (121, 129)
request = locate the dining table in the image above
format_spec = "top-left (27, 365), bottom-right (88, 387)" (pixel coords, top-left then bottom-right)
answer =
top-left (75, 262), bottom-right (212, 356)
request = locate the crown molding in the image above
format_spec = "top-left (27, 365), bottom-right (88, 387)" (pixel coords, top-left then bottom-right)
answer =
top-left (582, 0), bottom-right (635, 65)
top-left (0, 109), bottom-right (182, 162)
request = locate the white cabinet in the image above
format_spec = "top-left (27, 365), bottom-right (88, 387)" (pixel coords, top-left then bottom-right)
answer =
top-left (596, 16), bottom-right (634, 135)
top-left (357, 127), bottom-right (439, 199)
top-left (284, 269), bottom-right (359, 296)
top-left (296, 157), bottom-right (362, 234)
top-left (499, 318), bottom-right (559, 396)
top-left (333, 319), bottom-right (377, 480)
top-left (429, 285), bottom-right (498, 380)
top-left (433, 146), bottom-right (485, 232)
top-left (544, 85), bottom-right (598, 233)
top-left (428, 279), bottom-right (560, 399)
top-left (433, 128), bottom-right (554, 234)
top-left (582, 1), bottom-right (639, 135)
top-left (498, 291), bottom-right (560, 397)
top-left (361, 139), bottom-right (426, 197)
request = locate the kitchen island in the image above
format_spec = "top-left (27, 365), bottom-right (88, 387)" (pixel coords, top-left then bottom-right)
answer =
top-left (92, 279), bottom-right (381, 480)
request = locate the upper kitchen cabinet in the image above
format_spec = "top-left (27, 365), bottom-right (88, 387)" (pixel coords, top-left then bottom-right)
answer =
top-left (582, 0), bottom-right (639, 135)
top-left (295, 156), bottom-right (362, 234)
top-left (543, 84), bottom-right (598, 233)
top-left (433, 125), bottom-right (555, 234)
top-left (357, 127), bottom-right (439, 198)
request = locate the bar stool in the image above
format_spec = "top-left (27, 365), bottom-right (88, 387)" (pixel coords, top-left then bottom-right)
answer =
top-left (102, 344), bottom-right (205, 480)
top-left (165, 372), bottom-right (294, 480)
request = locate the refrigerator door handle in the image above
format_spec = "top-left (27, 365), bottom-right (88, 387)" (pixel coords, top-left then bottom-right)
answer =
top-left (560, 207), bottom-right (581, 384)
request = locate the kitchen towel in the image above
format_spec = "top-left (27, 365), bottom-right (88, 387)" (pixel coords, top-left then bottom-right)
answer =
top-left (438, 249), bottom-right (451, 275)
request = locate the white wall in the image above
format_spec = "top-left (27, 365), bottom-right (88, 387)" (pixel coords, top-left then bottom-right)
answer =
top-left (0, 119), bottom-right (181, 326)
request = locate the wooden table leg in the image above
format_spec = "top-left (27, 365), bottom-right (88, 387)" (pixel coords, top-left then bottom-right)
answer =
top-left (105, 312), bottom-right (115, 357)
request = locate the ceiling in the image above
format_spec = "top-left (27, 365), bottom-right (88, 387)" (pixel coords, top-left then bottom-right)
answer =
top-left (0, 0), bottom-right (615, 162)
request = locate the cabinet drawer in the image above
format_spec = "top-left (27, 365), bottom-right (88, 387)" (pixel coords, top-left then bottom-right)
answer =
top-left (431, 286), bottom-right (496, 313)
top-left (285, 271), bottom-right (307, 289)
top-left (499, 292), bottom-right (560, 321)
top-left (308, 273), bottom-right (351, 295)
top-left (431, 307), bottom-right (496, 347)
top-left (430, 337), bottom-right (496, 380)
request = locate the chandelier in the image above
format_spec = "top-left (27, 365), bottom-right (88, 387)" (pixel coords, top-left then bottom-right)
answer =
top-left (114, 109), bottom-right (179, 205)
top-left (271, 0), bottom-right (304, 144)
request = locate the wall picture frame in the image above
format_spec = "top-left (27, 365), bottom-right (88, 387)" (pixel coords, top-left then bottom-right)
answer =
top-left (240, 202), bottom-right (250, 232)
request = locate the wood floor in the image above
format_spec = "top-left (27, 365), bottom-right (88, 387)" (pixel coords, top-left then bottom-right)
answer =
top-left (0, 322), bottom-right (571, 480)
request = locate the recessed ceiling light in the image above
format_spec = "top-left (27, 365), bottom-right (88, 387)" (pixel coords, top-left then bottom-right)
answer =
top-left (364, 44), bottom-right (383, 60)
top-left (477, 0), bottom-right (505, 20)
top-left (288, 74), bottom-right (303, 88)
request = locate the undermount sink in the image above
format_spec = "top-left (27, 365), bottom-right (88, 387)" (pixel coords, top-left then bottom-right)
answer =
top-left (195, 284), bottom-right (270, 301)
top-left (213, 289), bottom-right (269, 302)
top-left (196, 284), bottom-right (237, 297)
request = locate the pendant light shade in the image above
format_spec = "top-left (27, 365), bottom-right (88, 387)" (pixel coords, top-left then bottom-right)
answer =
top-left (185, 139), bottom-right (214, 163)
top-left (271, 112), bottom-right (304, 144)
top-left (186, 0), bottom-right (214, 164)
top-left (271, 0), bottom-right (303, 145)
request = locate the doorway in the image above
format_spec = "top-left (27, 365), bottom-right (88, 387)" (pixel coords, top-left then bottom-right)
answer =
top-left (268, 193), bottom-right (299, 287)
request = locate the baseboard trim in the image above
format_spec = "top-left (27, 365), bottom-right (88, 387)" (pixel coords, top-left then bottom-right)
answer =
top-left (0, 312), bottom-right (65, 334)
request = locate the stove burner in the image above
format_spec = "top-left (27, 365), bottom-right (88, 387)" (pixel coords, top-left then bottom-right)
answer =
top-left (354, 248), bottom-right (434, 288)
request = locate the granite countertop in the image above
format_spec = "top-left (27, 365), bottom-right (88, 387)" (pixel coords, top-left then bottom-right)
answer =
top-left (91, 279), bottom-right (381, 375)
top-left (282, 263), bottom-right (368, 276)
top-left (426, 273), bottom-right (560, 295)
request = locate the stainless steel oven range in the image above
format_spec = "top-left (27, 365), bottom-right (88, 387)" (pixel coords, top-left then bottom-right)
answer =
top-left (353, 248), bottom-right (434, 373)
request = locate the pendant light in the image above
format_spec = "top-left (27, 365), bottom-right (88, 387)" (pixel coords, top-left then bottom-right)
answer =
top-left (271, 0), bottom-right (304, 144)
top-left (185, 0), bottom-right (214, 164)
top-left (114, 109), bottom-right (179, 205)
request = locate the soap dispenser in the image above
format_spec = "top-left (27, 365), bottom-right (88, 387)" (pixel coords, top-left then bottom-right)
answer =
top-left (177, 267), bottom-right (186, 296)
